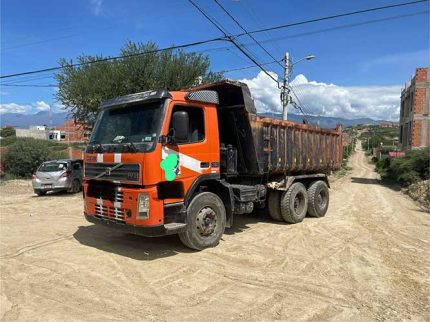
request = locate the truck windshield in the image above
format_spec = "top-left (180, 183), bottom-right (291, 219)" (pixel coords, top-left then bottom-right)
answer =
top-left (89, 102), bottom-right (164, 152)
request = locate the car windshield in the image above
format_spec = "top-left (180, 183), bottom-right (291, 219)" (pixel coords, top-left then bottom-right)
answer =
top-left (89, 101), bottom-right (164, 152)
top-left (38, 162), bottom-right (68, 172)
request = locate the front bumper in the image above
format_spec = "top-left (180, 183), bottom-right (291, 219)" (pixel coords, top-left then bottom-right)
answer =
top-left (83, 182), bottom-right (187, 236)
top-left (84, 213), bottom-right (187, 237)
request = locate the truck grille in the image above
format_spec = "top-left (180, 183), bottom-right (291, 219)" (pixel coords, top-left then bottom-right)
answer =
top-left (87, 183), bottom-right (124, 202)
top-left (85, 162), bottom-right (140, 183)
top-left (95, 204), bottom-right (126, 222)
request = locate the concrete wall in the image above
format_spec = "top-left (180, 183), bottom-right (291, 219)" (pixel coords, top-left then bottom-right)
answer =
top-left (16, 128), bottom-right (49, 140)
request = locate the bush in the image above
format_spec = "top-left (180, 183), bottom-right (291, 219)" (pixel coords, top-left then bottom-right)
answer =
top-left (376, 147), bottom-right (430, 186)
top-left (2, 138), bottom-right (67, 178)
top-left (0, 136), bottom-right (17, 147)
top-left (0, 126), bottom-right (16, 137)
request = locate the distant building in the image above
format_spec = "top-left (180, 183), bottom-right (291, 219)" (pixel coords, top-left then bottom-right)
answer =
top-left (379, 121), bottom-right (399, 128)
top-left (399, 67), bottom-right (430, 151)
top-left (16, 125), bottom-right (49, 140)
top-left (14, 120), bottom-right (89, 143)
top-left (55, 120), bottom-right (90, 143)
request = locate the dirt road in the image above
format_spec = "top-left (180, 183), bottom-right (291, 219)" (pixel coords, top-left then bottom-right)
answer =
top-left (1, 142), bottom-right (429, 321)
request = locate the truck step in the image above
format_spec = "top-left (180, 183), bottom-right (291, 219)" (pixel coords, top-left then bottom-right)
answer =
top-left (164, 223), bottom-right (187, 231)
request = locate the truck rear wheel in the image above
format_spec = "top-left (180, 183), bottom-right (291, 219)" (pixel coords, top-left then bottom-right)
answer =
top-left (307, 180), bottom-right (329, 218)
top-left (268, 190), bottom-right (283, 221)
top-left (280, 182), bottom-right (308, 224)
top-left (179, 192), bottom-right (226, 250)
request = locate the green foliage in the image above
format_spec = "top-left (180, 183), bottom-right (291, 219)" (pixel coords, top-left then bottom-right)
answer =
top-left (55, 40), bottom-right (224, 125)
top-left (359, 126), bottom-right (400, 151)
top-left (2, 138), bottom-right (68, 178)
top-left (0, 136), bottom-right (17, 147)
top-left (375, 147), bottom-right (430, 186)
top-left (342, 137), bottom-right (356, 164)
top-left (0, 126), bottom-right (16, 137)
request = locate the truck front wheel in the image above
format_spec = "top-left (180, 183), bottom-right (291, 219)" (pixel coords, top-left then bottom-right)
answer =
top-left (179, 192), bottom-right (226, 250)
top-left (307, 180), bottom-right (329, 217)
top-left (280, 182), bottom-right (308, 224)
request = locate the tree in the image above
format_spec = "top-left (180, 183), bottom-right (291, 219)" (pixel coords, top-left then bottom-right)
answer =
top-left (55, 41), bottom-right (224, 125)
top-left (2, 138), bottom-right (67, 177)
top-left (0, 126), bottom-right (16, 137)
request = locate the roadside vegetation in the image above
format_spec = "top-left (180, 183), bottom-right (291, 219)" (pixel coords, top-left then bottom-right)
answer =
top-left (0, 137), bottom-right (67, 179)
top-left (374, 147), bottom-right (429, 186)
top-left (359, 125), bottom-right (399, 153)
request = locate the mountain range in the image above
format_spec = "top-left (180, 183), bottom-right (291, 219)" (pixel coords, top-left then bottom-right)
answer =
top-left (1, 111), bottom-right (70, 128)
top-left (1, 110), bottom-right (388, 129)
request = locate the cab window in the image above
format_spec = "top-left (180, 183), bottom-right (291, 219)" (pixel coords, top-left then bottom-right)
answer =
top-left (170, 106), bottom-right (205, 144)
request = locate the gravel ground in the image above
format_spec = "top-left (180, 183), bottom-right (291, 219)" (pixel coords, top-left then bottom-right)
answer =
top-left (1, 142), bottom-right (429, 321)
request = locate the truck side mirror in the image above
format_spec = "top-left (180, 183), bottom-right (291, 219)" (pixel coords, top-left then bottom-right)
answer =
top-left (172, 111), bottom-right (189, 143)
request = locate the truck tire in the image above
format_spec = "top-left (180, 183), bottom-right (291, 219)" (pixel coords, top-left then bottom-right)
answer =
top-left (307, 180), bottom-right (329, 218)
top-left (179, 192), bottom-right (226, 250)
top-left (280, 182), bottom-right (308, 224)
top-left (268, 190), bottom-right (283, 221)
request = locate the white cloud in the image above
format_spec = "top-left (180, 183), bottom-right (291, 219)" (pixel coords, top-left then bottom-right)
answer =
top-left (0, 103), bottom-right (31, 114)
top-left (35, 100), bottom-right (50, 111)
top-left (240, 71), bottom-right (401, 121)
top-left (90, 0), bottom-right (104, 16)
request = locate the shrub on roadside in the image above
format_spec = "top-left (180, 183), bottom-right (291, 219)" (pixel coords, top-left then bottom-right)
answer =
top-left (0, 126), bottom-right (16, 138)
top-left (2, 138), bottom-right (67, 178)
top-left (375, 148), bottom-right (430, 186)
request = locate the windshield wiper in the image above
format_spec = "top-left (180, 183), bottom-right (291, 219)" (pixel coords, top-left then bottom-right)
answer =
top-left (112, 136), bottom-right (138, 153)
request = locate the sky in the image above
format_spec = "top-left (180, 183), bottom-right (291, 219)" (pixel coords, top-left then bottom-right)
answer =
top-left (1, 0), bottom-right (429, 121)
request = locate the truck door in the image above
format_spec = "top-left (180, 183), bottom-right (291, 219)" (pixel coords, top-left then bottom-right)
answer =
top-left (162, 104), bottom-right (213, 185)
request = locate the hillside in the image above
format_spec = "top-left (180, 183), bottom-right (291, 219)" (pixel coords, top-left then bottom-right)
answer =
top-left (0, 111), bottom-right (70, 128)
top-left (1, 110), bottom-right (391, 129)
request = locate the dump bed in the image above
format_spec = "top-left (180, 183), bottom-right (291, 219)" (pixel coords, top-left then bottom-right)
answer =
top-left (189, 80), bottom-right (343, 176)
top-left (249, 114), bottom-right (342, 174)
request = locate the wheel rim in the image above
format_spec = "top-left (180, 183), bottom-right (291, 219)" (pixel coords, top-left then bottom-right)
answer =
top-left (73, 180), bottom-right (79, 192)
top-left (196, 207), bottom-right (217, 237)
top-left (293, 192), bottom-right (305, 214)
top-left (317, 189), bottom-right (327, 209)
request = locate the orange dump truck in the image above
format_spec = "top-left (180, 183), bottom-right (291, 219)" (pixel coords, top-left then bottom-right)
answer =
top-left (83, 80), bottom-right (342, 250)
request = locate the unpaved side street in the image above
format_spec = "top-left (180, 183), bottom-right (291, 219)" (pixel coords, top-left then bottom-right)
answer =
top-left (1, 142), bottom-right (429, 321)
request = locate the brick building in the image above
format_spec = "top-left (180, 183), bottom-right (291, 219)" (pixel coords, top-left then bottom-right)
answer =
top-left (55, 120), bottom-right (90, 143)
top-left (399, 67), bottom-right (430, 151)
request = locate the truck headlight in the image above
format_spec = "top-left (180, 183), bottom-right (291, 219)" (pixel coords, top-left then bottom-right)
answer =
top-left (137, 193), bottom-right (149, 219)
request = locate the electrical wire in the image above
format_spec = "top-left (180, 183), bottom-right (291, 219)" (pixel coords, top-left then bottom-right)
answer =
top-left (1, 0), bottom-right (426, 79)
top-left (213, 0), bottom-right (283, 69)
top-left (0, 37), bottom-right (227, 79)
top-left (188, 0), bottom-right (281, 86)
top-left (235, 0), bottom-right (428, 37)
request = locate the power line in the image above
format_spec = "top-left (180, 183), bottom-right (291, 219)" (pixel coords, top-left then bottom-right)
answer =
top-left (1, 0), bottom-right (426, 80)
top-left (235, 0), bottom-right (428, 37)
top-left (213, 0), bottom-right (283, 69)
top-left (0, 37), bottom-right (227, 79)
top-left (200, 10), bottom-right (428, 56)
top-left (188, 0), bottom-right (280, 86)
top-left (1, 84), bottom-right (57, 87)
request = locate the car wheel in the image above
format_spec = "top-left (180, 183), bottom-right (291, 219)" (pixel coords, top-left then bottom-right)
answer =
top-left (70, 179), bottom-right (81, 193)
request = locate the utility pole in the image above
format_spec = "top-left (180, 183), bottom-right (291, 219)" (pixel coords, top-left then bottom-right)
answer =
top-left (281, 52), bottom-right (290, 121)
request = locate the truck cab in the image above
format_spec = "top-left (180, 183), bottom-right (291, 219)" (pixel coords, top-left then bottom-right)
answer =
top-left (83, 81), bottom-right (342, 250)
